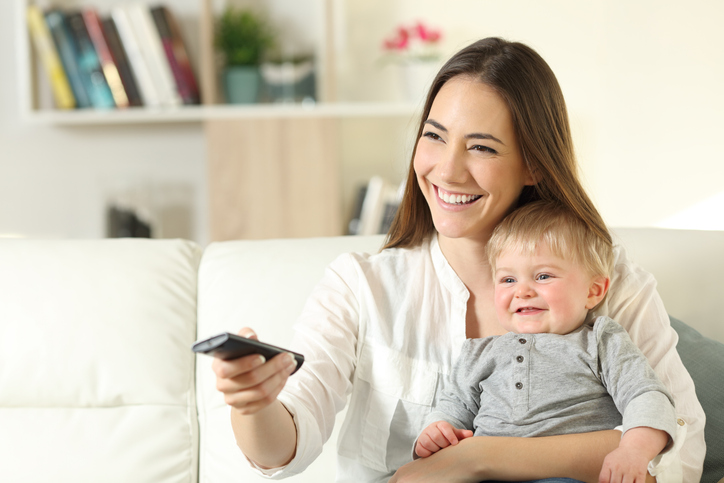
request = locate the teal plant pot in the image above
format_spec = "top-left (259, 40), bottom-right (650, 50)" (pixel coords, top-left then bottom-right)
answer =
top-left (223, 66), bottom-right (261, 104)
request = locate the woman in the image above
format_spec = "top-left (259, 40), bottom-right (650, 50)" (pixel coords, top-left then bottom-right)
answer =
top-left (212, 38), bottom-right (705, 482)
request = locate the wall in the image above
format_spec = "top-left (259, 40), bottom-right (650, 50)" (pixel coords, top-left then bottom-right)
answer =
top-left (338, 0), bottom-right (724, 230)
top-left (1, 0), bottom-right (722, 245)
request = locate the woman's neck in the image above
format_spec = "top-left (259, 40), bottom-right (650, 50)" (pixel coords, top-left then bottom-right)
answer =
top-left (438, 233), bottom-right (507, 339)
top-left (437, 233), bottom-right (491, 289)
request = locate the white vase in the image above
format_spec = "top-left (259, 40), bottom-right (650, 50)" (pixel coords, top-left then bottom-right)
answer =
top-left (400, 61), bottom-right (439, 103)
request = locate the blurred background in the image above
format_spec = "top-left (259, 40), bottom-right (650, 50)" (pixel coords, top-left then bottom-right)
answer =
top-left (2, 0), bottom-right (722, 246)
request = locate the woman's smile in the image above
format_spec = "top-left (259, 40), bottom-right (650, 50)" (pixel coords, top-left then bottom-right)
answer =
top-left (435, 185), bottom-right (483, 207)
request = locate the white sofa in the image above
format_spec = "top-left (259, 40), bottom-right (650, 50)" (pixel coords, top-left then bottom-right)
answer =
top-left (0, 229), bottom-right (722, 483)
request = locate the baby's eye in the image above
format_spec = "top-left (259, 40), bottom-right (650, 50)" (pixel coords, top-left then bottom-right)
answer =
top-left (500, 277), bottom-right (516, 284)
top-left (536, 273), bottom-right (552, 281)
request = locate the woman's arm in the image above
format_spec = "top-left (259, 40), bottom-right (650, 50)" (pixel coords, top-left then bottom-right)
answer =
top-left (392, 431), bottom-right (651, 483)
top-left (212, 253), bottom-right (362, 475)
top-left (596, 246), bottom-right (706, 481)
top-left (212, 330), bottom-right (300, 469)
top-left (231, 400), bottom-right (298, 468)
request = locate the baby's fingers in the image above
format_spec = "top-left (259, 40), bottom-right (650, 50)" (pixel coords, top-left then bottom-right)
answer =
top-left (454, 428), bottom-right (474, 440)
top-left (435, 421), bottom-right (462, 446)
top-left (415, 433), bottom-right (442, 458)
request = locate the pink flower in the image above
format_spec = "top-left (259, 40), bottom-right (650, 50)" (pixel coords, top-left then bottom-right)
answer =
top-left (415, 22), bottom-right (441, 43)
top-left (382, 21), bottom-right (442, 54)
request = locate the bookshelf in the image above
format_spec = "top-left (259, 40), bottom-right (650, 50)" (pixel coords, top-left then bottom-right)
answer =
top-left (17, 0), bottom-right (421, 240)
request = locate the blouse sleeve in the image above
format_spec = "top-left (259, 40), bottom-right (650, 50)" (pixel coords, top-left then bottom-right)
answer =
top-left (593, 245), bottom-right (705, 482)
top-left (256, 253), bottom-right (362, 478)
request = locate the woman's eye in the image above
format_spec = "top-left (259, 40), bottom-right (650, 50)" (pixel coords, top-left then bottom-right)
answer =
top-left (471, 145), bottom-right (498, 155)
top-left (422, 131), bottom-right (442, 141)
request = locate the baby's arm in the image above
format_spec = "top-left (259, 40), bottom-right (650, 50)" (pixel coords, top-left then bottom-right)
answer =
top-left (599, 426), bottom-right (669, 483)
top-left (415, 420), bottom-right (474, 458)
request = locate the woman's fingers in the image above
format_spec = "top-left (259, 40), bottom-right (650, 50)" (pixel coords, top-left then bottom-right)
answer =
top-left (212, 352), bottom-right (265, 381)
top-left (223, 367), bottom-right (289, 414)
top-left (210, 328), bottom-right (298, 414)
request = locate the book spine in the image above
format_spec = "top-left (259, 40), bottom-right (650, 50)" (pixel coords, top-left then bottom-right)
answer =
top-left (45, 9), bottom-right (91, 108)
top-left (150, 6), bottom-right (194, 105)
top-left (82, 8), bottom-right (129, 108)
top-left (65, 10), bottom-right (115, 109)
top-left (26, 5), bottom-right (75, 109)
top-left (111, 5), bottom-right (160, 107)
top-left (153, 6), bottom-right (200, 105)
top-left (101, 17), bottom-right (143, 107)
top-left (126, 3), bottom-right (181, 107)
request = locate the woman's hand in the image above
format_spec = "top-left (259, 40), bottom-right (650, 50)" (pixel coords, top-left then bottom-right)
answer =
top-left (212, 328), bottom-right (299, 415)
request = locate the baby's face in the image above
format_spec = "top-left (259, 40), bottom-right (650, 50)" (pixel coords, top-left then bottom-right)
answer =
top-left (493, 244), bottom-right (605, 335)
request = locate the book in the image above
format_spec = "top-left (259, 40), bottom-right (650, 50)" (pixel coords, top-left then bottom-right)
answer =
top-left (81, 8), bottom-right (129, 109)
top-left (356, 177), bottom-right (403, 236)
top-left (45, 9), bottom-right (91, 108)
top-left (125, 3), bottom-right (181, 107)
top-left (65, 10), bottom-right (116, 109)
top-left (101, 17), bottom-right (143, 107)
top-left (26, 5), bottom-right (75, 110)
top-left (111, 5), bottom-right (160, 107)
top-left (150, 6), bottom-right (200, 105)
top-left (347, 184), bottom-right (368, 235)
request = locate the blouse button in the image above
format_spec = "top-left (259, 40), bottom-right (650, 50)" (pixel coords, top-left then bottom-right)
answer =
top-left (515, 382), bottom-right (523, 389)
top-left (518, 338), bottom-right (527, 344)
top-left (677, 418), bottom-right (685, 426)
top-left (516, 356), bottom-right (524, 363)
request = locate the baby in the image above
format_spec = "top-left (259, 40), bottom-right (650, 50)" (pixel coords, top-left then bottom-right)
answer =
top-left (415, 201), bottom-right (680, 482)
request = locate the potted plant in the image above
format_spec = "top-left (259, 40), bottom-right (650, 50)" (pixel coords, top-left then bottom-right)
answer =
top-left (381, 21), bottom-right (443, 103)
top-left (215, 7), bottom-right (275, 104)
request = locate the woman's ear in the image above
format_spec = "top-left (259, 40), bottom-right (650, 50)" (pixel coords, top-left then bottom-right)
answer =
top-left (524, 166), bottom-right (541, 186)
top-left (585, 275), bottom-right (610, 309)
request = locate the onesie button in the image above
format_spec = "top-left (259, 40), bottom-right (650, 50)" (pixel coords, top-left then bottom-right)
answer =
top-left (677, 418), bottom-right (685, 426)
top-left (518, 338), bottom-right (527, 344)
top-left (515, 382), bottom-right (523, 389)
top-left (516, 356), bottom-right (524, 363)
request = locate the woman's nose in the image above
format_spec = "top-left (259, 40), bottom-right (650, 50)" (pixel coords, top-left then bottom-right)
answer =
top-left (437, 147), bottom-right (468, 184)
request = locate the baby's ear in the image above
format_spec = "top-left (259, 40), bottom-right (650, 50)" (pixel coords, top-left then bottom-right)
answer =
top-left (586, 275), bottom-right (610, 309)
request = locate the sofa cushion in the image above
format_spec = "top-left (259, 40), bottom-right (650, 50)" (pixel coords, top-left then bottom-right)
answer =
top-left (0, 239), bottom-right (202, 483)
top-left (670, 316), bottom-right (724, 483)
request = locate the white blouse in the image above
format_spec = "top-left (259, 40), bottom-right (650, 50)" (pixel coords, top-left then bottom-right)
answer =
top-left (254, 235), bottom-right (705, 482)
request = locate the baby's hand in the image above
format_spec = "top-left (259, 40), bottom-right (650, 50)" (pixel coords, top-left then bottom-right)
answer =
top-left (599, 427), bottom-right (668, 483)
top-left (415, 421), bottom-right (474, 458)
top-left (598, 446), bottom-right (650, 482)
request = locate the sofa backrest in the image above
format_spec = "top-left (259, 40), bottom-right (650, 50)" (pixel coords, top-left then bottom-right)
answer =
top-left (0, 239), bottom-right (203, 483)
top-left (612, 227), bottom-right (724, 343)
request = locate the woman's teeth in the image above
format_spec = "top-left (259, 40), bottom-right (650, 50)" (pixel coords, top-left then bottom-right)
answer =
top-left (439, 190), bottom-right (482, 205)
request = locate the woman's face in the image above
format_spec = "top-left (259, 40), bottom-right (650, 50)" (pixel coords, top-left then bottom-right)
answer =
top-left (414, 76), bottom-right (535, 244)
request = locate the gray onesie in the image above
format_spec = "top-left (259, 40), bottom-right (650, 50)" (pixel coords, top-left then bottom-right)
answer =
top-left (426, 316), bottom-right (678, 441)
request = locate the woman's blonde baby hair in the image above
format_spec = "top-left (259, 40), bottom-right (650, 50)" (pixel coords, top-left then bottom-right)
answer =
top-left (487, 201), bottom-right (614, 279)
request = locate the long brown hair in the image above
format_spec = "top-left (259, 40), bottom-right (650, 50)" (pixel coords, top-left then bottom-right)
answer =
top-left (383, 37), bottom-right (610, 249)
